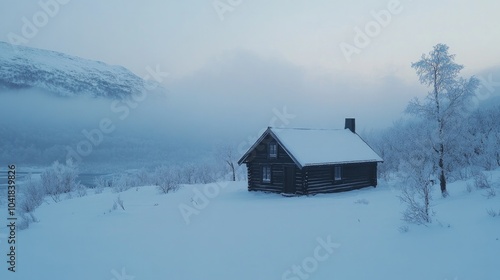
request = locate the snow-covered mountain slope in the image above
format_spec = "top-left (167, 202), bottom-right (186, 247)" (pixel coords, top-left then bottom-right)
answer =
top-left (0, 41), bottom-right (149, 98)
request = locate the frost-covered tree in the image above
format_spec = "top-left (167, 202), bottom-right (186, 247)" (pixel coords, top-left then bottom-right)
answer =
top-left (408, 44), bottom-right (479, 197)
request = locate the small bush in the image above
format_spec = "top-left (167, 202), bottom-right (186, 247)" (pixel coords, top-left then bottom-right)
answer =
top-left (398, 153), bottom-right (434, 225)
top-left (473, 172), bottom-right (491, 189)
top-left (41, 160), bottom-right (79, 202)
top-left (111, 174), bottom-right (133, 193)
top-left (18, 213), bottom-right (39, 231)
top-left (76, 184), bottom-right (88, 197)
top-left (93, 176), bottom-right (109, 194)
top-left (108, 196), bottom-right (125, 212)
top-left (398, 225), bottom-right (409, 233)
top-left (154, 166), bottom-right (180, 194)
top-left (19, 175), bottom-right (44, 213)
top-left (399, 185), bottom-right (433, 225)
top-left (486, 209), bottom-right (500, 218)
top-left (484, 187), bottom-right (497, 199)
top-left (115, 195), bottom-right (125, 210)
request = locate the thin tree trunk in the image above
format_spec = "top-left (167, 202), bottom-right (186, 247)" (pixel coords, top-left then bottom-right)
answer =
top-left (438, 124), bottom-right (447, 197)
top-left (438, 146), bottom-right (447, 197)
top-left (230, 163), bottom-right (235, 181)
top-left (226, 160), bottom-right (236, 181)
top-left (434, 69), bottom-right (448, 197)
top-left (424, 185), bottom-right (431, 223)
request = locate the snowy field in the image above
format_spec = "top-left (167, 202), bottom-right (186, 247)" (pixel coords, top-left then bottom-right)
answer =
top-left (1, 171), bottom-right (499, 280)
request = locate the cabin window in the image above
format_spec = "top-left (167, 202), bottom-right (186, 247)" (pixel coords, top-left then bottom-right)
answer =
top-left (262, 166), bottom-right (271, 183)
top-left (269, 142), bottom-right (277, 158)
top-left (334, 166), bottom-right (342, 181)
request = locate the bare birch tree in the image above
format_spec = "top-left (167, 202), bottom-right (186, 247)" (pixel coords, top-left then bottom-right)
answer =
top-left (408, 44), bottom-right (479, 197)
top-left (216, 144), bottom-right (237, 181)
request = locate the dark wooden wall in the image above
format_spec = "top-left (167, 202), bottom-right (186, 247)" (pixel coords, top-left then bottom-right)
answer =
top-left (245, 134), bottom-right (305, 193)
top-left (304, 162), bottom-right (377, 194)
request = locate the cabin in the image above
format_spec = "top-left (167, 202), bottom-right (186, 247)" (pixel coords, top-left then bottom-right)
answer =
top-left (237, 118), bottom-right (383, 195)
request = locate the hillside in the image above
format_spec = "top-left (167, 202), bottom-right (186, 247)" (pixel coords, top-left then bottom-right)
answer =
top-left (0, 41), bottom-right (149, 98)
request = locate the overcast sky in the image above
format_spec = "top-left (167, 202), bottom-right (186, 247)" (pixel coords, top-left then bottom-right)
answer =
top-left (2, 0), bottom-right (500, 132)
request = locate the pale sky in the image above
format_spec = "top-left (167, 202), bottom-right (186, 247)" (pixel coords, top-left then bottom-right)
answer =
top-left (1, 0), bottom-right (500, 132)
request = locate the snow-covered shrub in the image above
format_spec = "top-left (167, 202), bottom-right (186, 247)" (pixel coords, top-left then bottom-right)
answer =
top-left (473, 172), bottom-right (491, 189)
top-left (135, 168), bottom-right (153, 186)
top-left (75, 184), bottom-right (87, 197)
top-left (41, 167), bottom-right (61, 202)
top-left (41, 160), bottom-right (79, 202)
top-left (93, 176), bottom-right (109, 194)
top-left (115, 195), bottom-right (125, 210)
top-left (486, 209), bottom-right (500, 218)
top-left (398, 154), bottom-right (434, 225)
top-left (19, 174), bottom-right (44, 213)
top-left (399, 184), bottom-right (433, 225)
top-left (484, 188), bottom-right (496, 199)
top-left (111, 174), bottom-right (133, 193)
top-left (108, 196), bottom-right (125, 212)
top-left (18, 212), bottom-right (39, 231)
top-left (154, 166), bottom-right (180, 194)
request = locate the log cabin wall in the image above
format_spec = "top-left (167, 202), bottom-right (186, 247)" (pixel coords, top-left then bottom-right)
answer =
top-left (246, 134), bottom-right (304, 193)
top-left (304, 162), bottom-right (377, 194)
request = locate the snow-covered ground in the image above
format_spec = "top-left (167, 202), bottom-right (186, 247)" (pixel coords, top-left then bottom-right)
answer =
top-left (0, 171), bottom-right (499, 280)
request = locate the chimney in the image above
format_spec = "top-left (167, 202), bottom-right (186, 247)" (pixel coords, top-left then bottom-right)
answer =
top-left (344, 118), bottom-right (355, 133)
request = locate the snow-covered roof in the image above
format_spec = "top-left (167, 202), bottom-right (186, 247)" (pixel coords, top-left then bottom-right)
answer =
top-left (238, 127), bottom-right (383, 168)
